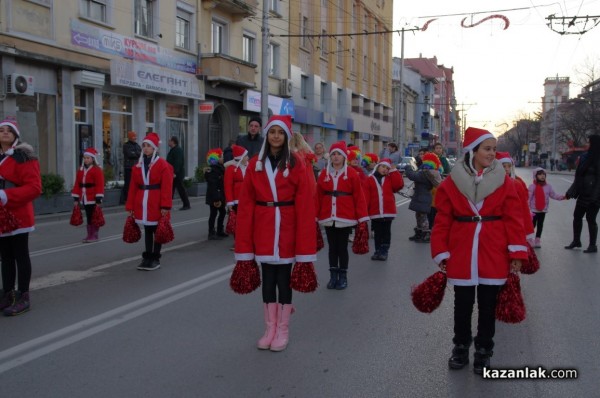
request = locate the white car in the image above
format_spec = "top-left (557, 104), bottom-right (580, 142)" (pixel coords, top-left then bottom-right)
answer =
top-left (398, 156), bottom-right (417, 171)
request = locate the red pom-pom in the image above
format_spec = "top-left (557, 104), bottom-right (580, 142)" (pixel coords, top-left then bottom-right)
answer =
top-left (122, 215), bottom-right (141, 243)
top-left (70, 204), bottom-right (83, 226)
top-left (154, 214), bottom-right (174, 244)
top-left (0, 205), bottom-right (20, 234)
top-left (521, 243), bottom-right (540, 275)
top-left (316, 223), bottom-right (324, 251)
top-left (495, 273), bottom-right (526, 323)
top-left (230, 260), bottom-right (261, 294)
top-left (352, 222), bottom-right (369, 255)
top-left (290, 262), bottom-right (318, 293)
top-left (91, 206), bottom-right (105, 227)
top-left (411, 271), bottom-right (447, 313)
top-left (225, 208), bottom-right (237, 235)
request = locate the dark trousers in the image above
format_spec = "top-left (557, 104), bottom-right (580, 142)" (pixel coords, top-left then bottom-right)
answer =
top-left (172, 176), bottom-right (190, 207)
top-left (532, 212), bottom-right (546, 238)
top-left (573, 203), bottom-right (599, 244)
top-left (325, 226), bottom-right (352, 270)
top-left (372, 219), bottom-right (392, 248)
top-left (261, 263), bottom-right (292, 304)
top-left (143, 225), bottom-right (162, 255)
top-left (0, 233), bottom-right (32, 292)
top-left (428, 207), bottom-right (437, 230)
top-left (120, 167), bottom-right (132, 204)
top-left (453, 284), bottom-right (501, 350)
top-left (208, 204), bottom-right (226, 232)
top-left (84, 203), bottom-right (96, 225)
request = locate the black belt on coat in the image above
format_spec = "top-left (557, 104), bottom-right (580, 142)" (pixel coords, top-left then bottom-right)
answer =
top-left (323, 190), bottom-right (352, 197)
top-left (454, 215), bottom-right (502, 222)
top-left (79, 183), bottom-right (95, 188)
top-left (138, 184), bottom-right (161, 190)
top-left (256, 201), bottom-right (295, 207)
top-left (0, 180), bottom-right (16, 189)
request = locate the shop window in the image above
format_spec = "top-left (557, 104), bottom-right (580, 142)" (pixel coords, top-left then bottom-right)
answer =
top-left (80, 0), bottom-right (112, 24)
top-left (102, 93), bottom-right (132, 181)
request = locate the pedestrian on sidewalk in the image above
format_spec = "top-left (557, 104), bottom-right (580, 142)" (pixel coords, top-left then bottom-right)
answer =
top-left (364, 158), bottom-right (401, 260)
top-left (234, 115), bottom-right (316, 352)
top-left (126, 132), bottom-right (173, 271)
top-left (316, 141), bottom-right (369, 290)
top-left (0, 116), bottom-right (42, 316)
top-left (431, 127), bottom-right (527, 374)
top-left (71, 147), bottom-right (104, 243)
top-left (527, 167), bottom-right (565, 248)
top-left (236, 116), bottom-right (264, 159)
top-left (564, 134), bottom-right (600, 253)
top-left (120, 131), bottom-right (141, 204)
top-left (167, 136), bottom-right (191, 211)
top-left (205, 148), bottom-right (227, 240)
top-left (404, 152), bottom-right (442, 243)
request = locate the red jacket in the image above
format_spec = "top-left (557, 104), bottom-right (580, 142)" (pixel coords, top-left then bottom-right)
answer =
top-left (0, 147), bottom-right (42, 236)
top-left (235, 154), bottom-right (316, 264)
top-left (431, 174), bottom-right (528, 285)
top-left (350, 165), bottom-right (368, 186)
top-left (71, 165), bottom-right (105, 205)
top-left (126, 157), bottom-right (173, 225)
top-left (316, 166), bottom-right (369, 226)
top-left (514, 176), bottom-right (535, 240)
top-left (224, 163), bottom-right (247, 206)
top-left (364, 173), bottom-right (398, 219)
top-left (388, 169), bottom-right (405, 192)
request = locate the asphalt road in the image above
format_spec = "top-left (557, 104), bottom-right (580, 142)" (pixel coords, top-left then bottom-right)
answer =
top-left (0, 169), bottom-right (597, 397)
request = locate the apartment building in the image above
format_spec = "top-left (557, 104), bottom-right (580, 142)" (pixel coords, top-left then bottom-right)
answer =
top-left (288, 0), bottom-right (393, 153)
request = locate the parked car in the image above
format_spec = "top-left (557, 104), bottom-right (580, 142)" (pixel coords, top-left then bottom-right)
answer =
top-left (398, 156), bottom-right (417, 171)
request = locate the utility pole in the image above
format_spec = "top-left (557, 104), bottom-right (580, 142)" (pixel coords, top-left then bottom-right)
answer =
top-left (552, 74), bottom-right (558, 163)
top-left (260, 0), bottom-right (270, 125)
top-left (398, 28), bottom-right (405, 155)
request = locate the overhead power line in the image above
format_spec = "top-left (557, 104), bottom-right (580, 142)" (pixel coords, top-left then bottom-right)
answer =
top-left (270, 26), bottom-right (420, 38)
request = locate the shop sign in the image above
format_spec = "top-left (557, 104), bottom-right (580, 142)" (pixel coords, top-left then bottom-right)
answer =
top-left (243, 89), bottom-right (295, 117)
top-left (199, 102), bottom-right (215, 114)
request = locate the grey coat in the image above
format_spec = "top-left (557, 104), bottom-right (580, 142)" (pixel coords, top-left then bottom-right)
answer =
top-left (404, 168), bottom-right (435, 213)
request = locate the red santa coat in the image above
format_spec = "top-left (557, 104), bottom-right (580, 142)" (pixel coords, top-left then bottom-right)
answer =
top-left (388, 169), bottom-right (405, 192)
top-left (0, 148), bottom-right (42, 237)
top-left (71, 165), bottom-right (105, 205)
top-left (224, 163), bottom-right (247, 206)
top-left (431, 168), bottom-right (528, 286)
top-left (350, 165), bottom-right (368, 186)
top-left (514, 176), bottom-right (535, 240)
top-left (315, 166), bottom-right (369, 226)
top-left (125, 157), bottom-right (173, 225)
top-left (235, 154), bottom-right (317, 264)
top-left (364, 173), bottom-right (398, 219)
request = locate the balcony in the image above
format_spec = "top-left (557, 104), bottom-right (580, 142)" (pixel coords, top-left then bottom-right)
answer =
top-left (198, 53), bottom-right (257, 88)
top-left (202, 0), bottom-right (258, 19)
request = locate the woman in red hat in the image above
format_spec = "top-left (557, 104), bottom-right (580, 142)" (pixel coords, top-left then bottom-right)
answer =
top-left (224, 144), bottom-right (249, 215)
top-left (316, 141), bottom-right (368, 289)
top-left (235, 114), bottom-right (316, 352)
top-left (0, 116), bottom-right (42, 316)
top-left (430, 127), bottom-right (527, 374)
top-left (71, 148), bottom-right (105, 243)
top-left (126, 132), bottom-right (173, 271)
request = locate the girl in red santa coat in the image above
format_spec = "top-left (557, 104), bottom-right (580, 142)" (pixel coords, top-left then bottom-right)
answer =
top-left (71, 148), bottom-right (104, 243)
top-left (495, 152), bottom-right (536, 246)
top-left (235, 114), bottom-right (316, 352)
top-left (224, 144), bottom-right (248, 249)
top-left (0, 116), bottom-right (42, 316)
top-left (431, 127), bottom-right (528, 374)
top-left (126, 132), bottom-right (173, 271)
top-left (316, 141), bottom-right (369, 290)
top-left (363, 157), bottom-right (403, 260)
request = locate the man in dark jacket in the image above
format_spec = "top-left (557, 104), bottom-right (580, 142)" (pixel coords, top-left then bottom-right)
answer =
top-left (120, 131), bottom-right (141, 204)
top-left (167, 136), bottom-right (191, 210)
top-left (235, 116), bottom-right (263, 159)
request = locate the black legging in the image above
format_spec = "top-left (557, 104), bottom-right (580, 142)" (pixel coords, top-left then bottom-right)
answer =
top-left (261, 263), bottom-right (292, 304)
top-left (573, 203), bottom-right (599, 243)
top-left (0, 233), bottom-right (32, 292)
top-left (144, 225), bottom-right (162, 255)
top-left (372, 219), bottom-right (392, 248)
top-left (84, 203), bottom-right (96, 225)
top-left (532, 212), bottom-right (546, 238)
top-left (453, 284), bottom-right (501, 350)
top-left (325, 226), bottom-right (352, 270)
top-left (208, 204), bottom-right (226, 232)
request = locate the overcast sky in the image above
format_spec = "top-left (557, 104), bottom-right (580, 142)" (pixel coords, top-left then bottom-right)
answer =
top-left (392, 0), bottom-right (600, 135)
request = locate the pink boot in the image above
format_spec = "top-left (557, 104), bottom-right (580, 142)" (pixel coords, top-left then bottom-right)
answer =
top-left (534, 237), bottom-right (541, 248)
top-left (257, 303), bottom-right (278, 350)
top-left (90, 225), bottom-right (99, 242)
top-left (82, 225), bottom-right (93, 243)
top-left (270, 304), bottom-right (294, 352)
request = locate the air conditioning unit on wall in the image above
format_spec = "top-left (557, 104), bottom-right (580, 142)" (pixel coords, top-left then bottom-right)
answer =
top-left (279, 79), bottom-right (293, 97)
top-left (6, 74), bottom-right (35, 96)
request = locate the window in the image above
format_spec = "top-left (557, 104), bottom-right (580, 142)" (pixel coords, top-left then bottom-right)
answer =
top-left (301, 75), bottom-right (308, 99)
top-left (351, 48), bottom-right (356, 73)
top-left (269, 42), bottom-right (280, 76)
top-left (337, 40), bottom-right (343, 67)
top-left (320, 30), bottom-right (328, 57)
top-left (212, 20), bottom-right (227, 54)
top-left (337, 89), bottom-right (343, 111)
top-left (176, 7), bottom-right (191, 49)
top-left (81, 0), bottom-right (107, 22)
top-left (269, 0), bottom-right (279, 14)
top-left (363, 55), bottom-right (368, 80)
top-left (74, 88), bottom-right (87, 123)
top-left (135, 0), bottom-right (156, 38)
top-left (301, 16), bottom-right (309, 48)
top-left (321, 82), bottom-right (327, 106)
top-left (242, 33), bottom-right (255, 63)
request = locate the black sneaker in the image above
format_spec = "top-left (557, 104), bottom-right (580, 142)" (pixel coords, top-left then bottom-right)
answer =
top-left (138, 261), bottom-right (160, 271)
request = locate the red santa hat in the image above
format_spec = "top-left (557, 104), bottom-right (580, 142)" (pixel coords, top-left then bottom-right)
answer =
top-left (0, 116), bottom-right (20, 138)
top-left (232, 144), bottom-right (248, 160)
top-left (496, 152), bottom-right (515, 180)
top-left (256, 114), bottom-right (294, 177)
top-left (324, 141), bottom-right (349, 181)
top-left (370, 158), bottom-right (393, 175)
top-left (80, 147), bottom-right (99, 170)
top-left (138, 132), bottom-right (161, 166)
top-left (462, 127), bottom-right (495, 154)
